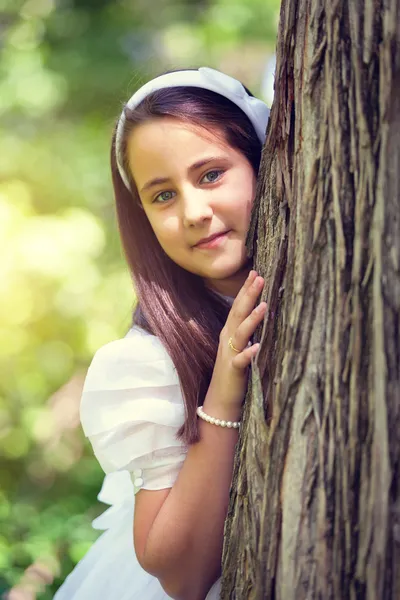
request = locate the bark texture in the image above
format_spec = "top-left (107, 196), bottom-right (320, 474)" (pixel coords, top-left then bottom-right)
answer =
top-left (221, 2), bottom-right (400, 599)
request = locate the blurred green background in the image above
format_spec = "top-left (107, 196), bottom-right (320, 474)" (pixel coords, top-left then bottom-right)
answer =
top-left (0, 0), bottom-right (278, 597)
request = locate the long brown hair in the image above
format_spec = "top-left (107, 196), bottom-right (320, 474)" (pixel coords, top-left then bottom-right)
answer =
top-left (110, 72), bottom-right (262, 445)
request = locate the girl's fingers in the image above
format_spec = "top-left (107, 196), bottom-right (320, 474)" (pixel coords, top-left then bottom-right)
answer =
top-left (232, 270), bottom-right (257, 306)
top-left (232, 343), bottom-right (260, 370)
top-left (227, 301), bottom-right (266, 361)
top-left (229, 274), bottom-right (265, 329)
top-left (233, 302), bottom-right (267, 351)
top-left (224, 271), bottom-right (266, 365)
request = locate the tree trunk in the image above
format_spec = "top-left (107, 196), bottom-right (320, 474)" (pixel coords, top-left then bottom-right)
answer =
top-left (221, 1), bottom-right (400, 599)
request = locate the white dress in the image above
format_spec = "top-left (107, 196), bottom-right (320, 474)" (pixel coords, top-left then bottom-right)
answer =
top-left (53, 324), bottom-right (222, 600)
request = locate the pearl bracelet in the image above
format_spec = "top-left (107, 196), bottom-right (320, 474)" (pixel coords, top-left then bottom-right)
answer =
top-left (196, 405), bottom-right (241, 429)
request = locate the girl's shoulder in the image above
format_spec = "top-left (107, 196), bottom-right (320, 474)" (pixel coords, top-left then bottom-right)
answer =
top-left (79, 325), bottom-right (187, 479)
top-left (81, 325), bottom-right (179, 395)
top-left (91, 323), bottom-right (173, 365)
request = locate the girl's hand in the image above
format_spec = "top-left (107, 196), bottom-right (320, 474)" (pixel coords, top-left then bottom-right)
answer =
top-left (210, 271), bottom-right (267, 410)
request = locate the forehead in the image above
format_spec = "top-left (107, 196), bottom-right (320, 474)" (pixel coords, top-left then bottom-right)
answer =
top-left (131, 117), bottom-right (227, 145)
top-left (126, 118), bottom-right (233, 173)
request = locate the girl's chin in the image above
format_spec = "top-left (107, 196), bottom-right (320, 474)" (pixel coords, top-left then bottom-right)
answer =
top-left (178, 251), bottom-right (247, 280)
top-left (201, 263), bottom-right (247, 283)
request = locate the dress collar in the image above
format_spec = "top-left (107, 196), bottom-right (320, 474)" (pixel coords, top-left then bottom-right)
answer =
top-left (213, 290), bottom-right (235, 306)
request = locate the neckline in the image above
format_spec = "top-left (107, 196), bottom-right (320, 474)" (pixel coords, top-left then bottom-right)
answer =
top-left (214, 290), bottom-right (235, 305)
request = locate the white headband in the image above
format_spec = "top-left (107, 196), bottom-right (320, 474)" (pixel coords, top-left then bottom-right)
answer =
top-left (115, 67), bottom-right (270, 190)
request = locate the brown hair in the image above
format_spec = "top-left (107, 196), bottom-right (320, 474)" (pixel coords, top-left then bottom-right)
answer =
top-left (110, 71), bottom-right (262, 445)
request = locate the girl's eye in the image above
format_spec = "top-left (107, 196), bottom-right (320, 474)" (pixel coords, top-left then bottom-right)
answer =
top-left (152, 169), bottom-right (224, 203)
top-left (153, 190), bottom-right (175, 204)
top-left (201, 169), bottom-right (224, 184)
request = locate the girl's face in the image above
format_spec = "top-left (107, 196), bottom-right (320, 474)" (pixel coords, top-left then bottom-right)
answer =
top-left (126, 117), bottom-right (257, 296)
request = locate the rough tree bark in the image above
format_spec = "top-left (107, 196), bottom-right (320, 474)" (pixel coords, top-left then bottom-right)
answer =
top-left (221, 1), bottom-right (400, 599)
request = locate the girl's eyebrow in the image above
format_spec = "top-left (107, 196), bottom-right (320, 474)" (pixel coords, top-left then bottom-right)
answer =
top-left (140, 156), bottom-right (227, 193)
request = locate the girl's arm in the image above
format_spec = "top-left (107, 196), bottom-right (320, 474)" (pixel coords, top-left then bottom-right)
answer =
top-left (134, 273), bottom-right (266, 600)
top-left (135, 396), bottom-right (242, 600)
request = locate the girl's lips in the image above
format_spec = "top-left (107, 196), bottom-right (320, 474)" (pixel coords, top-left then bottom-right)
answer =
top-left (194, 230), bottom-right (231, 249)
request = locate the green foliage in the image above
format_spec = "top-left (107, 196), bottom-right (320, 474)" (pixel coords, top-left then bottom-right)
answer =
top-left (1, 0), bottom-right (278, 596)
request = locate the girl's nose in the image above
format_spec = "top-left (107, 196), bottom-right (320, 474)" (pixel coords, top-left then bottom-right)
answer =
top-left (181, 189), bottom-right (213, 227)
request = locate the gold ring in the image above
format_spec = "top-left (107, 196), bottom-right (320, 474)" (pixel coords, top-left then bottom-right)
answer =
top-left (228, 337), bottom-right (241, 353)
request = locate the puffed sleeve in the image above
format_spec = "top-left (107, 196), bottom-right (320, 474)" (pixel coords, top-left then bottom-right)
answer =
top-left (80, 326), bottom-right (189, 494)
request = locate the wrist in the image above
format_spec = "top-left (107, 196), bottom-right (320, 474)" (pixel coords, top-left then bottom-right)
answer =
top-left (202, 393), bottom-right (243, 424)
top-left (197, 405), bottom-right (241, 429)
top-left (208, 364), bottom-right (248, 413)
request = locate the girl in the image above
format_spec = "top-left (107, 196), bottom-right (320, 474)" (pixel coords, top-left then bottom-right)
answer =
top-left (54, 66), bottom-right (270, 600)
